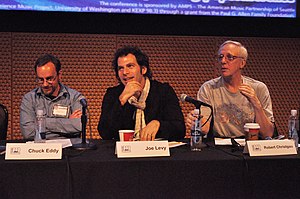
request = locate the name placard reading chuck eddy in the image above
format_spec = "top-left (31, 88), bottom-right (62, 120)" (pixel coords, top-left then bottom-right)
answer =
top-left (5, 143), bottom-right (62, 160)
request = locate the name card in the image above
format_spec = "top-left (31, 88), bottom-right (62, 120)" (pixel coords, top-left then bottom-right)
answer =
top-left (5, 143), bottom-right (62, 160)
top-left (243, 139), bottom-right (297, 156)
top-left (116, 141), bottom-right (170, 158)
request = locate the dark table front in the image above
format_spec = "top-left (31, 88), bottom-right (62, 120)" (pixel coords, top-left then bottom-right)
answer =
top-left (0, 140), bottom-right (299, 199)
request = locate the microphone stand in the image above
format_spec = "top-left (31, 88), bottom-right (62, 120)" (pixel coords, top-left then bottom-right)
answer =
top-left (73, 105), bottom-right (97, 150)
top-left (195, 103), bottom-right (215, 147)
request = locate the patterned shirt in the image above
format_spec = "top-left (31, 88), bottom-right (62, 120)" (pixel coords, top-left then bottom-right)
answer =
top-left (198, 76), bottom-right (274, 138)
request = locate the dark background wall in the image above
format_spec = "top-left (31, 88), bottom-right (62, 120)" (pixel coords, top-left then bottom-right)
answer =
top-left (0, 10), bottom-right (299, 139)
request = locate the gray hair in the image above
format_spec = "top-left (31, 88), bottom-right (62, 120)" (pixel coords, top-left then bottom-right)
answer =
top-left (219, 40), bottom-right (248, 61)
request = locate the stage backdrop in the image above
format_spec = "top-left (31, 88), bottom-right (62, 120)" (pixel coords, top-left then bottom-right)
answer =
top-left (0, 32), bottom-right (299, 140)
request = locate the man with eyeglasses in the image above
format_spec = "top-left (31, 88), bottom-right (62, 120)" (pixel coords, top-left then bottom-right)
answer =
top-left (186, 40), bottom-right (274, 139)
top-left (20, 54), bottom-right (84, 140)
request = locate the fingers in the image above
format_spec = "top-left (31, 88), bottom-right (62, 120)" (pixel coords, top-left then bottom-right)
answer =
top-left (239, 84), bottom-right (255, 98)
top-left (185, 110), bottom-right (197, 129)
top-left (126, 81), bottom-right (143, 93)
top-left (69, 109), bottom-right (82, 119)
top-left (140, 121), bottom-right (159, 141)
top-left (119, 81), bottom-right (143, 105)
top-left (140, 132), bottom-right (155, 141)
top-left (239, 84), bottom-right (261, 109)
top-left (140, 130), bottom-right (153, 141)
top-left (133, 90), bottom-right (142, 99)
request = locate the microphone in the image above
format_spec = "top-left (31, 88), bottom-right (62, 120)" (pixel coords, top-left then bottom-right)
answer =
top-left (80, 98), bottom-right (88, 108)
top-left (180, 94), bottom-right (211, 108)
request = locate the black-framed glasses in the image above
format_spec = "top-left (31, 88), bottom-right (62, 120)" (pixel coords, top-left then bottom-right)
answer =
top-left (36, 75), bottom-right (57, 84)
top-left (217, 54), bottom-right (244, 62)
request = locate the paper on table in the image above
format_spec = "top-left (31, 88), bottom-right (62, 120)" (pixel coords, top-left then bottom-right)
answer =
top-left (117, 138), bottom-right (186, 148)
top-left (168, 141), bottom-right (187, 148)
top-left (214, 138), bottom-right (246, 147)
top-left (45, 139), bottom-right (73, 148)
top-left (27, 139), bottom-right (73, 148)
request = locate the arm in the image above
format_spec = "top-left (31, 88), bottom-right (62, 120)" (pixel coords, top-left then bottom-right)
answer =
top-left (147, 83), bottom-right (186, 141)
top-left (239, 83), bottom-right (274, 138)
top-left (45, 117), bottom-right (81, 135)
top-left (45, 91), bottom-right (83, 135)
top-left (20, 94), bottom-right (37, 139)
top-left (20, 90), bottom-right (83, 139)
top-left (98, 87), bottom-right (135, 140)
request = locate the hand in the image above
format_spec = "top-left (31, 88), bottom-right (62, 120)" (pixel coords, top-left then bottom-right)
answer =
top-left (69, 109), bottom-right (82, 119)
top-left (140, 120), bottom-right (160, 141)
top-left (119, 81), bottom-right (143, 105)
top-left (185, 110), bottom-right (199, 132)
top-left (239, 84), bottom-right (261, 109)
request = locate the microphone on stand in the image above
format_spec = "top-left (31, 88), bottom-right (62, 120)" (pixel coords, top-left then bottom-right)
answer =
top-left (180, 94), bottom-right (211, 109)
top-left (73, 98), bottom-right (97, 150)
top-left (80, 98), bottom-right (88, 109)
top-left (180, 94), bottom-right (215, 146)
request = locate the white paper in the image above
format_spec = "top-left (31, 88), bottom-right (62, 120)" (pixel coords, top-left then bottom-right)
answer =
top-left (168, 141), bottom-right (187, 148)
top-left (27, 139), bottom-right (73, 148)
top-left (214, 138), bottom-right (246, 147)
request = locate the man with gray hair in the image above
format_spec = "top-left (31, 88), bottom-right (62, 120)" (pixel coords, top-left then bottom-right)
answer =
top-left (186, 40), bottom-right (274, 138)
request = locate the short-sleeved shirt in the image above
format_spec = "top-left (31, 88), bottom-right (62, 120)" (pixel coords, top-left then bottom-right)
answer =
top-left (198, 76), bottom-right (274, 138)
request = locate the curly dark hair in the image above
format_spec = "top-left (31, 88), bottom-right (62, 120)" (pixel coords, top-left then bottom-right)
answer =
top-left (112, 46), bottom-right (152, 82)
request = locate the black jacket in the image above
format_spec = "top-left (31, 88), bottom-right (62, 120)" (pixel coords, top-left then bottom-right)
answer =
top-left (98, 80), bottom-right (186, 141)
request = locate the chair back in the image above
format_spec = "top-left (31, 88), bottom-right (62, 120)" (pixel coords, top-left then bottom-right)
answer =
top-left (0, 104), bottom-right (8, 140)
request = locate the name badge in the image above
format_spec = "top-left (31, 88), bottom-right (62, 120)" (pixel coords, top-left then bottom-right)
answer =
top-left (243, 139), bottom-right (297, 156)
top-left (5, 143), bottom-right (62, 160)
top-left (52, 104), bottom-right (70, 118)
top-left (116, 141), bottom-right (170, 158)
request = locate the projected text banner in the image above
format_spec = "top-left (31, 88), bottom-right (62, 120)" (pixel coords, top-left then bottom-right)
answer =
top-left (0, 0), bottom-right (297, 18)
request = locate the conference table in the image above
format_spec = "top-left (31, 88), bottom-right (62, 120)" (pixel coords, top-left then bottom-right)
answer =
top-left (0, 139), bottom-right (300, 199)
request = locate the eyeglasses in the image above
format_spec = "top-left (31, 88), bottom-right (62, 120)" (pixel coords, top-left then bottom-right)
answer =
top-left (36, 75), bottom-right (57, 84)
top-left (217, 54), bottom-right (244, 62)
